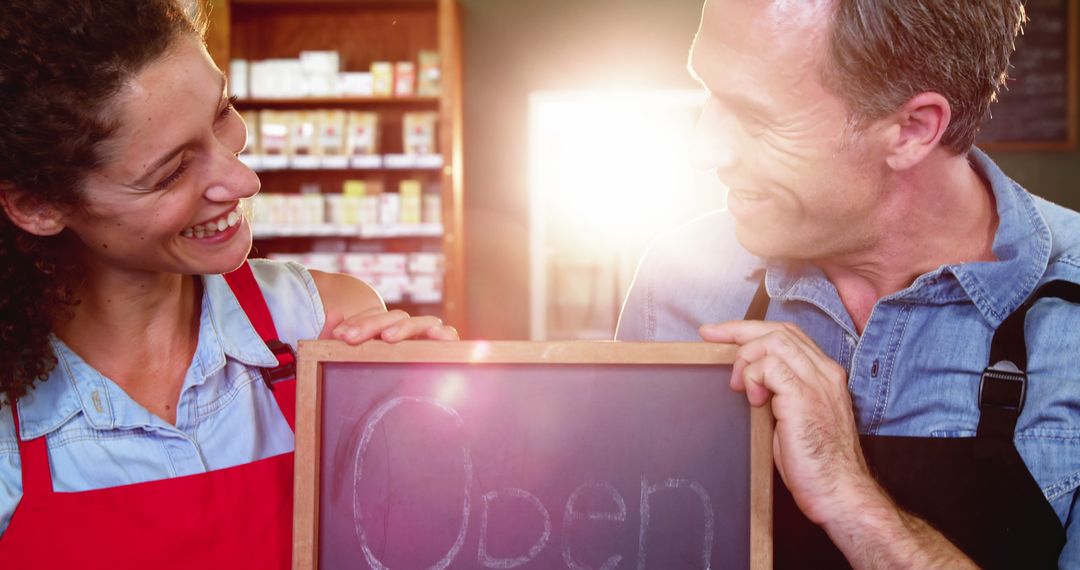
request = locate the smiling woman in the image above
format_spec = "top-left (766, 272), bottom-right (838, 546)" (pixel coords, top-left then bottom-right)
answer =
top-left (0, 1), bottom-right (456, 567)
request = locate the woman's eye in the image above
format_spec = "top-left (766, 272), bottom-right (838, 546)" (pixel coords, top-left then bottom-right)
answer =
top-left (154, 160), bottom-right (190, 191)
top-left (219, 95), bottom-right (239, 120)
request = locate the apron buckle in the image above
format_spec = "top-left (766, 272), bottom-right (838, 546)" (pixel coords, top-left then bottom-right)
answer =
top-left (979, 361), bottom-right (1027, 413)
top-left (260, 340), bottom-right (297, 390)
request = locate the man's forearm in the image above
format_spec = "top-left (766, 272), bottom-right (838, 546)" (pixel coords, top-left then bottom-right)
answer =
top-left (824, 484), bottom-right (977, 569)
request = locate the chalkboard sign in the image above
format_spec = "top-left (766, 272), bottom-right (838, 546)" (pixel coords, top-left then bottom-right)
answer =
top-left (292, 341), bottom-right (772, 570)
top-left (978, 0), bottom-right (1078, 149)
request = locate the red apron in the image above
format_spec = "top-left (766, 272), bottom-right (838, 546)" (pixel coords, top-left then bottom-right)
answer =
top-left (0, 262), bottom-right (298, 569)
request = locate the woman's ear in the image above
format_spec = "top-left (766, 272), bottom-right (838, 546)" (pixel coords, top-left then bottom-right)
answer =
top-left (0, 184), bottom-right (67, 236)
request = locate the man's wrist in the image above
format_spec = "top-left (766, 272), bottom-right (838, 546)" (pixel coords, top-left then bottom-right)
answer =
top-left (819, 475), bottom-right (900, 545)
top-left (817, 477), bottom-right (975, 569)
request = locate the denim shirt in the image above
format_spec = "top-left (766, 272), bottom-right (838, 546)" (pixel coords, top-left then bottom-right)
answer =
top-left (616, 149), bottom-right (1080, 567)
top-left (0, 259), bottom-right (325, 537)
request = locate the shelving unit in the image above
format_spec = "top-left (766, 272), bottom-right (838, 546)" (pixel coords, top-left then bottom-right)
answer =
top-left (205, 0), bottom-right (466, 333)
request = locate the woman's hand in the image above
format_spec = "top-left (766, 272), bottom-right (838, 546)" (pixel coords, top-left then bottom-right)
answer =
top-left (321, 306), bottom-right (459, 344)
top-left (311, 269), bottom-right (459, 344)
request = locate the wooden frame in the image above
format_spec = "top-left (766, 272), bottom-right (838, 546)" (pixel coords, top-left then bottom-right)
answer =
top-left (293, 340), bottom-right (773, 569)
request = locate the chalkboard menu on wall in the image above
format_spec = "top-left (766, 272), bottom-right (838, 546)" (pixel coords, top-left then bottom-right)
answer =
top-left (978, 0), bottom-right (1078, 149)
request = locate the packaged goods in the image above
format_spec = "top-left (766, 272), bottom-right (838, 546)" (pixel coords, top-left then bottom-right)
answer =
top-left (318, 110), bottom-right (348, 167)
top-left (400, 180), bottom-right (422, 224)
top-left (402, 112), bottom-right (438, 155)
top-left (346, 112), bottom-right (380, 155)
top-left (422, 193), bottom-right (442, 225)
top-left (378, 193), bottom-right (401, 225)
top-left (259, 111), bottom-right (291, 155)
top-left (370, 62), bottom-right (394, 98)
top-left (394, 62), bottom-right (416, 97)
top-left (339, 72), bottom-right (374, 97)
top-left (299, 51), bottom-right (340, 97)
top-left (417, 51), bottom-right (442, 97)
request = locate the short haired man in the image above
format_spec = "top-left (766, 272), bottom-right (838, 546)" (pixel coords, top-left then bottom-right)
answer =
top-left (617, 1), bottom-right (1080, 567)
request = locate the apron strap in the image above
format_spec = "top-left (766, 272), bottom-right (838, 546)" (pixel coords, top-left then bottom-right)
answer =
top-left (743, 274), bottom-right (770, 321)
top-left (9, 400), bottom-right (53, 497)
top-left (978, 280), bottom-right (1080, 438)
top-left (223, 262), bottom-right (297, 431)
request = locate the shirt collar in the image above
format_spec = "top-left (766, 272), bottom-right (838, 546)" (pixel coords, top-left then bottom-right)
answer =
top-left (763, 147), bottom-right (1051, 331)
top-left (14, 273), bottom-right (280, 440)
top-left (945, 148), bottom-right (1051, 326)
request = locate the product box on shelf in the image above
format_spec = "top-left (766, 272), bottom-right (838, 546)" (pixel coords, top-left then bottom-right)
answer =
top-left (402, 112), bottom-right (438, 155)
top-left (370, 62), bottom-right (394, 98)
top-left (299, 51), bottom-right (340, 97)
top-left (399, 180), bottom-right (423, 224)
top-left (339, 72), bottom-right (374, 97)
top-left (346, 112), bottom-right (381, 168)
top-left (289, 112), bottom-right (320, 169)
top-left (417, 51), bottom-right (442, 97)
top-left (317, 110), bottom-right (349, 168)
top-left (394, 62), bottom-right (416, 97)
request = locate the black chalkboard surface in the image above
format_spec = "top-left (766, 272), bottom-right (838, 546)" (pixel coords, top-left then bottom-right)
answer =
top-left (292, 341), bottom-right (772, 570)
top-left (978, 0), bottom-right (1078, 149)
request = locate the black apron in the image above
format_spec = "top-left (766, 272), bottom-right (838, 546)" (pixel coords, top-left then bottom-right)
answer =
top-left (741, 279), bottom-right (1077, 569)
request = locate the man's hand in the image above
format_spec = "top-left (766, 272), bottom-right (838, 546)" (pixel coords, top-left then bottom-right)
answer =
top-left (700, 320), bottom-right (879, 525)
top-left (700, 320), bottom-right (975, 569)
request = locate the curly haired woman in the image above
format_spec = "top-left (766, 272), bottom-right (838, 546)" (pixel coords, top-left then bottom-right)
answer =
top-left (0, 1), bottom-right (456, 566)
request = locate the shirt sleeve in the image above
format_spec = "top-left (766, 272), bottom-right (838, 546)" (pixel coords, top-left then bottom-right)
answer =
top-left (0, 407), bottom-right (21, 538)
top-left (615, 250), bottom-right (657, 342)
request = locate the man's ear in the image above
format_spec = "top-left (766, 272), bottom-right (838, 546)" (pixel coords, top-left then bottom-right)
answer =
top-left (884, 92), bottom-right (951, 171)
top-left (0, 184), bottom-right (67, 236)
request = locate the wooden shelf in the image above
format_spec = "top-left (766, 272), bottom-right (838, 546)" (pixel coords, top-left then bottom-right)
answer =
top-left (240, 153), bottom-right (445, 172)
top-left (235, 97), bottom-right (440, 110)
top-left (252, 222), bottom-right (444, 239)
top-left (206, 0), bottom-right (467, 339)
top-left (231, 0), bottom-right (436, 6)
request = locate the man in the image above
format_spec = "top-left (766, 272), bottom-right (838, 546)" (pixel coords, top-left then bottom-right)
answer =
top-left (616, 0), bottom-right (1080, 567)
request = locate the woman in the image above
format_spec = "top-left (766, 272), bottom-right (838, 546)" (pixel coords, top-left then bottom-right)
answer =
top-left (0, 1), bottom-right (456, 566)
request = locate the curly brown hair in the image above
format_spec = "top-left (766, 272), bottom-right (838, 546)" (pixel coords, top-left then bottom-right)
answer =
top-left (0, 0), bottom-right (205, 406)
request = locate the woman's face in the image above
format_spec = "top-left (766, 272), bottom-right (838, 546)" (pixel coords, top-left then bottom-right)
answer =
top-left (62, 35), bottom-right (260, 278)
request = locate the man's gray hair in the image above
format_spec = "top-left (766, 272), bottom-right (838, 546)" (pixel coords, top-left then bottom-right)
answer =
top-left (822, 0), bottom-right (1026, 154)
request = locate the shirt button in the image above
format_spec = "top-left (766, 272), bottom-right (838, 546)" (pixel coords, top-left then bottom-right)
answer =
top-left (870, 359), bottom-right (880, 378)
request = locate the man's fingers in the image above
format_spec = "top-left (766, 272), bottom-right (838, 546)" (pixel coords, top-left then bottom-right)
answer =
top-left (701, 320), bottom-right (794, 344)
top-left (742, 354), bottom-right (803, 407)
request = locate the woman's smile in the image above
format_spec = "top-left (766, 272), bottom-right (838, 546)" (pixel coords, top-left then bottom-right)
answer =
top-left (181, 202), bottom-right (244, 239)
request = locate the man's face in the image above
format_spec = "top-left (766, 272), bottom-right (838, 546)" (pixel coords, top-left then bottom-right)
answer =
top-left (689, 0), bottom-right (888, 260)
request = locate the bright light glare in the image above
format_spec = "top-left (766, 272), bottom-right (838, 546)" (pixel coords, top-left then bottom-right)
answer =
top-left (469, 341), bottom-right (492, 362)
top-left (530, 90), bottom-right (719, 249)
top-left (435, 373), bottom-right (467, 407)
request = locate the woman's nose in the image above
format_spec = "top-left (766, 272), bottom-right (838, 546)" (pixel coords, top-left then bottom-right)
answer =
top-left (203, 152), bottom-right (261, 202)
